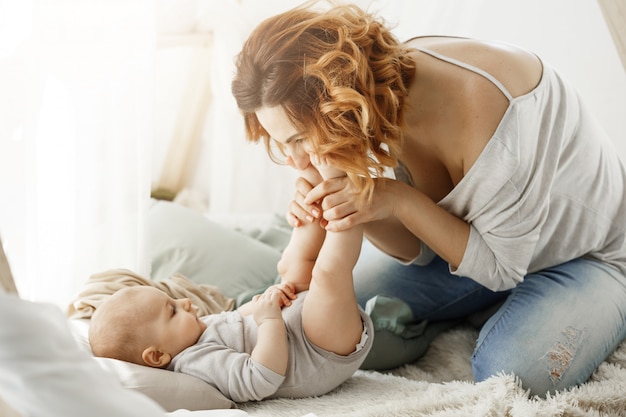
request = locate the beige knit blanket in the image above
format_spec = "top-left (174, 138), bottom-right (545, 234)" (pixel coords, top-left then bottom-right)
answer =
top-left (67, 268), bottom-right (234, 319)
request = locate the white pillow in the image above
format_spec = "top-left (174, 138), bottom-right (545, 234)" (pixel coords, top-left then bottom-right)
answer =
top-left (68, 319), bottom-right (236, 412)
top-left (0, 293), bottom-right (167, 417)
top-left (0, 395), bottom-right (22, 417)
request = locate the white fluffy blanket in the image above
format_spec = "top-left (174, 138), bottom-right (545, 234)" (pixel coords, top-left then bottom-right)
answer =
top-left (239, 326), bottom-right (626, 417)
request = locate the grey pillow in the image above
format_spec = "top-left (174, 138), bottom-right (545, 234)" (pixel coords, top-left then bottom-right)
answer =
top-left (148, 201), bottom-right (283, 300)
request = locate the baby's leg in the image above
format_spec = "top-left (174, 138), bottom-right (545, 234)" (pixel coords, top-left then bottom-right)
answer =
top-left (301, 156), bottom-right (364, 356)
top-left (277, 164), bottom-right (325, 293)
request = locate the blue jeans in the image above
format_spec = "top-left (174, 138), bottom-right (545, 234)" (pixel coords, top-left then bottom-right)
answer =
top-left (353, 239), bottom-right (626, 396)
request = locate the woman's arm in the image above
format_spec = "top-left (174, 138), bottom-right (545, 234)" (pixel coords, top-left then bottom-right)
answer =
top-left (287, 174), bottom-right (424, 262)
top-left (389, 180), bottom-right (469, 269)
top-left (304, 176), bottom-right (470, 270)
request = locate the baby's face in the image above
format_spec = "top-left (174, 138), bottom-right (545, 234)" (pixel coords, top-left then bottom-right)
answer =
top-left (122, 287), bottom-right (208, 360)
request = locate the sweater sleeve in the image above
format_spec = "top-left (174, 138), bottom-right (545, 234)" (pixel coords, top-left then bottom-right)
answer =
top-left (453, 211), bottom-right (544, 291)
top-left (440, 63), bottom-right (612, 290)
top-left (441, 125), bottom-right (550, 291)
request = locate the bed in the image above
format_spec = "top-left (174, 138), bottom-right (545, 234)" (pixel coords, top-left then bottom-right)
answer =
top-left (2, 200), bottom-right (626, 417)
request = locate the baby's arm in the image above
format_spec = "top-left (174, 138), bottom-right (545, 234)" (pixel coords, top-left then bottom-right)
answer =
top-left (277, 165), bottom-right (326, 292)
top-left (247, 286), bottom-right (289, 376)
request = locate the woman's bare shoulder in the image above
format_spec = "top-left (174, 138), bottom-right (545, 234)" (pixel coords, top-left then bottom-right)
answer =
top-left (406, 36), bottom-right (542, 98)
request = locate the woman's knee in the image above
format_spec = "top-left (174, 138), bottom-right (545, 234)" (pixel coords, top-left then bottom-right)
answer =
top-left (472, 259), bottom-right (626, 396)
top-left (471, 341), bottom-right (556, 397)
top-left (472, 327), bottom-right (602, 397)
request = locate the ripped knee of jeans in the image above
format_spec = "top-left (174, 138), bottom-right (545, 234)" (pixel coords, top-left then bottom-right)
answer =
top-left (542, 325), bottom-right (585, 385)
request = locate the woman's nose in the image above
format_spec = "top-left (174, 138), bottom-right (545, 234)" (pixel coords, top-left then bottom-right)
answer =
top-left (181, 298), bottom-right (192, 311)
top-left (285, 149), bottom-right (310, 170)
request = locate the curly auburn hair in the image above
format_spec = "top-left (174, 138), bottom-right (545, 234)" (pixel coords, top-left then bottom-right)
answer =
top-left (231, 1), bottom-right (416, 202)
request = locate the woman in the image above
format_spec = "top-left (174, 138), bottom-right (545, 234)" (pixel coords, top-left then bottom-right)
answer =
top-left (231, 2), bottom-right (626, 396)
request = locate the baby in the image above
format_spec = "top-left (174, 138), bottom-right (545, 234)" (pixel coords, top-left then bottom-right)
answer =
top-left (89, 157), bottom-right (374, 402)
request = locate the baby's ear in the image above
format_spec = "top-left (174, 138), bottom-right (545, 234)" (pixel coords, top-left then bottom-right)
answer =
top-left (141, 346), bottom-right (171, 368)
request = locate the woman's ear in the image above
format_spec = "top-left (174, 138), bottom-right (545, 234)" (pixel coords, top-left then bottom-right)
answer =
top-left (141, 346), bottom-right (171, 368)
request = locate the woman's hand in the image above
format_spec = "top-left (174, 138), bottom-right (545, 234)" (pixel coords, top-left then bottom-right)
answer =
top-left (285, 163), bottom-right (326, 228)
top-left (286, 176), bottom-right (320, 227)
top-left (286, 175), bottom-right (397, 231)
top-left (305, 176), bottom-right (397, 232)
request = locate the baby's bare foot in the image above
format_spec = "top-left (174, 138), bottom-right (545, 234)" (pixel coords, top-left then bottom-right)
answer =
top-left (310, 153), bottom-right (345, 180)
top-left (300, 163), bottom-right (323, 186)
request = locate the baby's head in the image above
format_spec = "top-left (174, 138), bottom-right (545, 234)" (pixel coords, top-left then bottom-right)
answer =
top-left (89, 286), bottom-right (207, 368)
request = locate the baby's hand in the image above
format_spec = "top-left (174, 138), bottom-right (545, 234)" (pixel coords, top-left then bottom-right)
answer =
top-left (264, 282), bottom-right (297, 307)
top-left (250, 290), bottom-right (283, 326)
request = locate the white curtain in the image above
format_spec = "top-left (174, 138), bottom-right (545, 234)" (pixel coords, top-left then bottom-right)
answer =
top-left (178, 0), bottom-right (299, 216)
top-left (0, 0), bottom-right (155, 308)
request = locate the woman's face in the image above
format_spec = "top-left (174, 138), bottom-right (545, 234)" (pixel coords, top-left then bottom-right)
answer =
top-left (256, 106), bottom-right (312, 170)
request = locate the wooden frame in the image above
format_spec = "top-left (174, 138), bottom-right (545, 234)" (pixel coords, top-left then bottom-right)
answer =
top-left (0, 238), bottom-right (18, 295)
top-left (598, 0), bottom-right (626, 71)
top-left (151, 33), bottom-right (214, 201)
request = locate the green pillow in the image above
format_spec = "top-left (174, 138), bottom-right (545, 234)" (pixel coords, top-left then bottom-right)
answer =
top-left (148, 201), bottom-right (283, 301)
